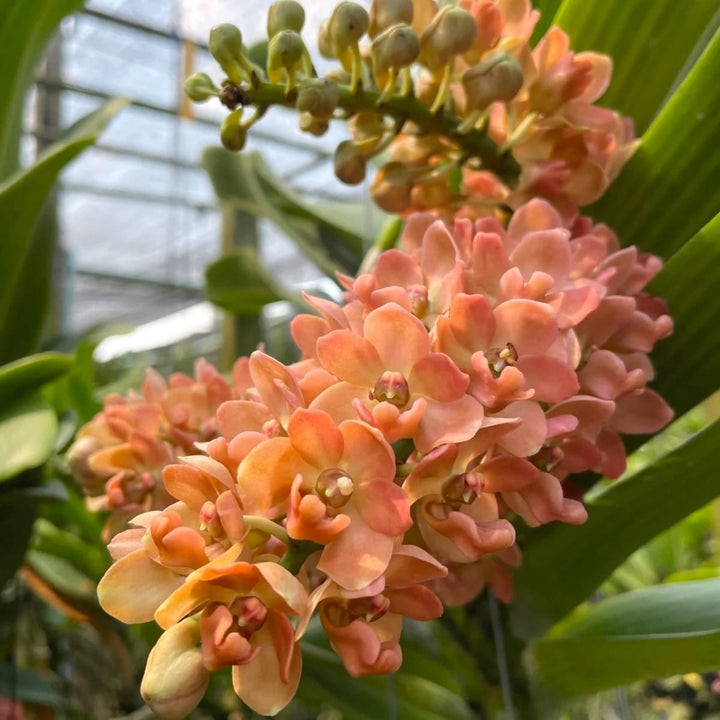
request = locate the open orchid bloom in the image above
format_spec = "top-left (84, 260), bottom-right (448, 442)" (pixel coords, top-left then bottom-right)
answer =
top-left (70, 1), bottom-right (679, 714)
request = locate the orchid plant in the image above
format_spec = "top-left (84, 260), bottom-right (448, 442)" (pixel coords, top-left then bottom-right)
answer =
top-left (55, 0), bottom-right (720, 717)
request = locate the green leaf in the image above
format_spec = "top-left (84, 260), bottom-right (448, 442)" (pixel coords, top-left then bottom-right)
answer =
top-left (554, 0), bottom-right (720, 132)
top-left (0, 352), bottom-right (72, 406)
top-left (202, 148), bottom-right (374, 275)
top-left (205, 248), bottom-right (296, 315)
top-left (530, 0), bottom-right (565, 44)
top-left (25, 549), bottom-right (98, 605)
top-left (0, 98), bottom-right (129, 363)
top-left (530, 579), bottom-right (720, 696)
top-left (646, 211), bottom-right (720, 419)
top-left (510, 418), bottom-right (720, 640)
top-left (0, 394), bottom-right (57, 482)
top-left (589, 27), bottom-right (720, 257)
top-left (0, 0), bottom-right (85, 180)
top-left (0, 664), bottom-right (62, 707)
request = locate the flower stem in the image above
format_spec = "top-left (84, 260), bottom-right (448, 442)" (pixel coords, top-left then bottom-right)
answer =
top-left (243, 515), bottom-right (290, 546)
top-left (225, 80), bottom-right (520, 184)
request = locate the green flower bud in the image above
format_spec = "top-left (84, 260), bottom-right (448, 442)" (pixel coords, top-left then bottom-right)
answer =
top-left (209, 23), bottom-right (247, 84)
top-left (372, 23), bottom-right (420, 79)
top-left (329, 2), bottom-right (369, 52)
top-left (299, 112), bottom-right (330, 136)
top-left (369, 0), bottom-right (414, 38)
top-left (183, 72), bottom-right (219, 102)
top-left (462, 52), bottom-right (524, 111)
top-left (318, 19), bottom-right (335, 59)
top-left (267, 0), bottom-right (305, 37)
top-left (220, 109), bottom-right (247, 151)
top-left (296, 79), bottom-right (340, 119)
top-left (420, 7), bottom-right (477, 70)
top-left (334, 140), bottom-right (367, 184)
top-left (267, 29), bottom-right (305, 83)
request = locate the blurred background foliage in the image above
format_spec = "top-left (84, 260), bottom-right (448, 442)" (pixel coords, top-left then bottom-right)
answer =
top-left (1, 0), bottom-right (720, 718)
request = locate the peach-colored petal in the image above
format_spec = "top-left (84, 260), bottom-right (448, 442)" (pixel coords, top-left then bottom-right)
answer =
top-left (492, 400), bottom-right (547, 456)
top-left (317, 330), bottom-right (383, 386)
top-left (492, 299), bottom-right (558, 355)
top-left (416, 395), bottom-right (485, 453)
top-left (232, 618), bottom-right (302, 716)
top-left (288, 408), bottom-right (344, 469)
top-left (98, 549), bottom-right (185, 623)
top-left (364, 303), bottom-right (431, 374)
top-left (611, 389), bottom-right (674, 435)
top-left (409, 352), bottom-right (469, 401)
top-left (355, 479), bottom-right (412, 536)
top-left (386, 585), bottom-right (443, 621)
top-left (515, 354), bottom-right (579, 403)
top-left (339, 420), bottom-right (396, 484)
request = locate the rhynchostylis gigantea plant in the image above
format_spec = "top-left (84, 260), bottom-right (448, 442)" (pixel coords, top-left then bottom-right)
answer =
top-left (66, 0), bottom-right (720, 717)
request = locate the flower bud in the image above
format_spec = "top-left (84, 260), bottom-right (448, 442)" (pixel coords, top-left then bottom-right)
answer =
top-left (267, 0), bottom-right (305, 37)
top-left (369, 0), bottom-right (414, 38)
top-left (462, 51), bottom-right (524, 110)
top-left (296, 78), bottom-right (340, 119)
top-left (334, 140), bottom-right (367, 184)
top-left (300, 112), bottom-right (330, 136)
top-left (409, 176), bottom-right (453, 210)
top-left (318, 19), bottom-right (335, 59)
top-left (370, 162), bottom-right (413, 213)
top-left (267, 29), bottom-right (305, 83)
top-left (329, 2), bottom-right (370, 52)
top-left (420, 7), bottom-right (477, 70)
top-left (372, 23), bottom-right (420, 81)
top-left (220, 109), bottom-right (247, 151)
top-left (348, 112), bottom-right (386, 146)
top-left (209, 24), bottom-right (247, 84)
top-left (184, 72), bottom-right (220, 102)
top-left (141, 618), bottom-right (210, 719)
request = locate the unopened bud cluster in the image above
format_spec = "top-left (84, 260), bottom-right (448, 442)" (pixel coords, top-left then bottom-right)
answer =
top-left (184, 0), bottom-right (634, 224)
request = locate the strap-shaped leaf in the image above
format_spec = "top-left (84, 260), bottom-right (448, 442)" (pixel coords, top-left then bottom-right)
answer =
top-left (0, 98), bottom-right (128, 362)
top-left (0, 352), bottom-right (72, 405)
top-left (530, 579), bottom-right (720, 696)
top-left (0, 394), bottom-right (58, 482)
top-left (647, 211), bottom-right (720, 418)
top-left (0, 0), bottom-right (84, 179)
top-left (510, 418), bottom-right (720, 639)
top-left (589, 28), bottom-right (720, 257)
top-left (553, 0), bottom-right (720, 133)
top-left (205, 247), bottom-right (300, 315)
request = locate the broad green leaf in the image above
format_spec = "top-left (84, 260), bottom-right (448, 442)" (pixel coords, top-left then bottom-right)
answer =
top-left (0, 352), bottom-right (72, 405)
top-left (205, 248), bottom-right (299, 315)
top-left (25, 549), bottom-right (98, 605)
top-left (0, 0), bottom-right (85, 180)
top-left (300, 643), bottom-right (460, 720)
top-left (0, 664), bottom-right (62, 707)
top-left (530, 579), bottom-right (720, 696)
top-left (0, 98), bottom-right (129, 363)
top-left (202, 149), bottom-right (374, 275)
top-left (31, 518), bottom-right (109, 583)
top-left (0, 394), bottom-right (57, 482)
top-left (589, 28), bottom-right (720, 257)
top-left (510, 418), bottom-right (720, 640)
top-left (531, 0), bottom-right (564, 44)
top-left (646, 211), bottom-right (720, 419)
top-left (554, 0), bottom-right (719, 132)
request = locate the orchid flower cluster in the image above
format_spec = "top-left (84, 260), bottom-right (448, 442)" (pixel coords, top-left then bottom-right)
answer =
top-left (65, 1), bottom-right (677, 717)
top-left (185, 0), bottom-right (636, 223)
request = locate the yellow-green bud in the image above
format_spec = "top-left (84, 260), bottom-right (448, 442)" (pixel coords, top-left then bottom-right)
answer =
top-left (318, 19), bottom-right (335, 59)
top-left (267, 29), bottom-right (305, 83)
top-left (267, 0), bottom-right (305, 37)
top-left (209, 24), bottom-right (247, 84)
top-left (462, 51), bottom-right (523, 111)
top-left (420, 7), bottom-right (477, 70)
top-left (369, 0), bottom-right (414, 38)
top-left (296, 79), bottom-right (340, 118)
top-left (334, 140), bottom-right (367, 184)
top-left (372, 23), bottom-right (420, 78)
top-left (329, 2), bottom-right (369, 52)
top-left (141, 618), bottom-right (209, 720)
top-left (299, 112), bottom-right (330, 136)
top-left (183, 72), bottom-right (219, 102)
top-left (220, 109), bottom-right (247, 151)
